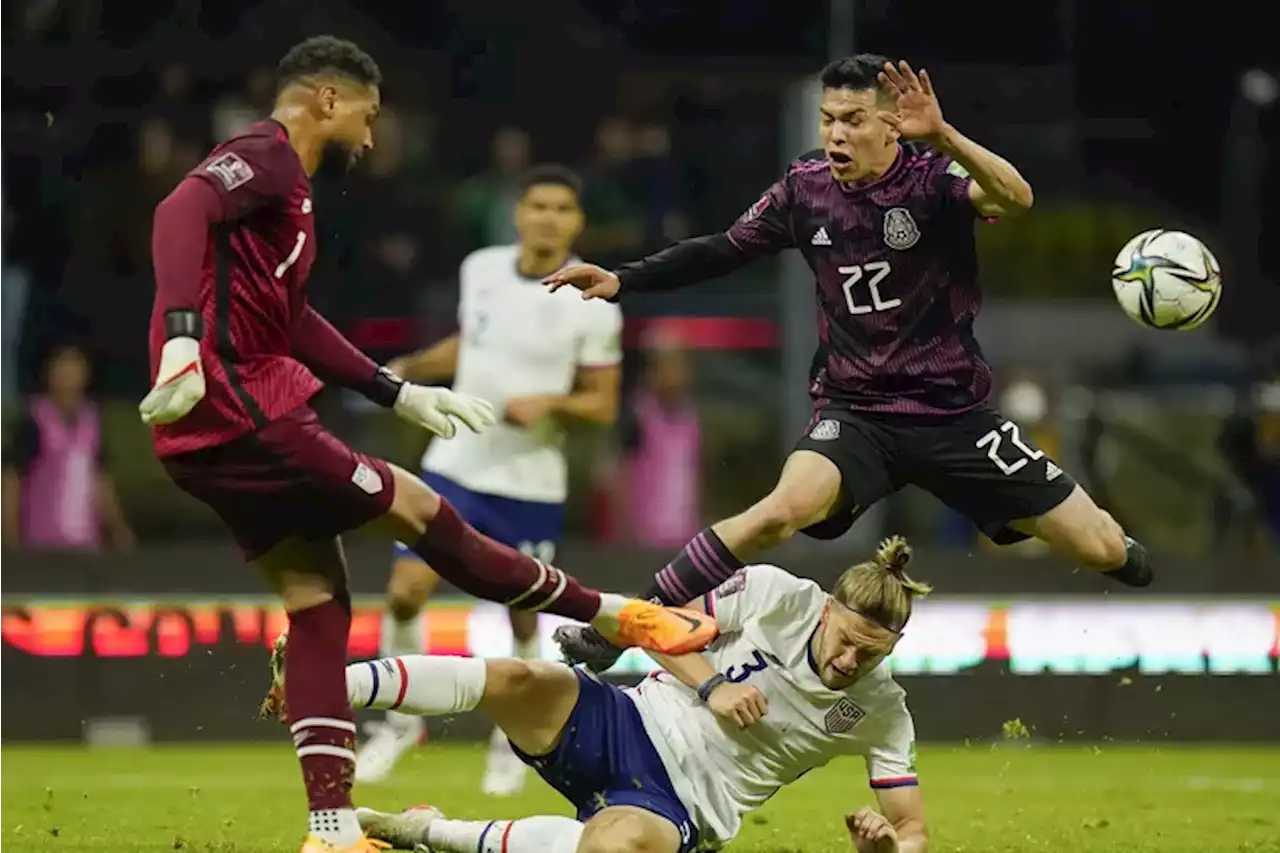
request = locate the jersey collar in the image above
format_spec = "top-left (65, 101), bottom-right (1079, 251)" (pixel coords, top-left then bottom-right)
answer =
top-left (836, 145), bottom-right (904, 197)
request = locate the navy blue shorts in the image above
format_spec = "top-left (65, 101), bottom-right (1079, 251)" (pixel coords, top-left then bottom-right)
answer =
top-left (394, 471), bottom-right (564, 562)
top-left (512, 670), bottom-right (698, 853)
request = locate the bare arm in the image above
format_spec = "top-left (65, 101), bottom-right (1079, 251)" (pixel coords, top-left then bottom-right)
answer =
top-left (95, 473), bottom-right (135, 550)
top-left (387, 334), bottom-right (461, 384)
top-left (875, 786), bottom-right (928, 853)
top-left (551, 364), bottom-right (621, 426)
top-left (650, 648), bottom-right (719, 690)
top-left (933, 125), bottom-right (1033, 219)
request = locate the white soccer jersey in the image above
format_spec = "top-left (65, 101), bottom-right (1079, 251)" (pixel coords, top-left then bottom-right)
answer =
top-left (422, 245), bottom-right (623, 503)
top-left (627, 565), bottom-right (918, 849)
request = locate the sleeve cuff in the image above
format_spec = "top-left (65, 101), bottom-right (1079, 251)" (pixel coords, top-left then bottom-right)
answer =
top-left (869, 776), bottom-right (918, 789)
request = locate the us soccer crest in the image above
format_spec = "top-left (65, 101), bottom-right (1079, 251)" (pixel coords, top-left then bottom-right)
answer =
top-left (824, 698), bottom-right (866, 733)
top-left (883, 207), bottom-right (920, 250)
top-left (809, 419), bottom-right (840, 441)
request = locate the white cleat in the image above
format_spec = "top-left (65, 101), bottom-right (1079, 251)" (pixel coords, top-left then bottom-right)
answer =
top-left (354, 716), bottom-right (425, 784)
top-left (480, 728), bottom-right (528, 798)
top-left (356, 804), bottom-right (442, 851)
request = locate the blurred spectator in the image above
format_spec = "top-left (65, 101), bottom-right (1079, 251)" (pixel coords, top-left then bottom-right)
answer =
top-left (1220, 378), bottom-right (1280, 545)
top-left (212, 67), bottom-right (275, 141)
top-left (578, 117), bottom-right (645, 267)
top-left (619, 329), bottom-right (702, 548)
top-left (3, 203), bottom-right (31, 402)
top-left (452, 126), bottom-right (530, 252)
top-left (2, 345), bottom-right (134, 551)
top-left (154, 63), bottom-right (210, 145)
top-left (632, 121), bottom-right (690, 248)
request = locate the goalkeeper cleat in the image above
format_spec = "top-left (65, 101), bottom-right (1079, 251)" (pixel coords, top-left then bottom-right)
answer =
top-left (298, 834), bottom-right (391, 853)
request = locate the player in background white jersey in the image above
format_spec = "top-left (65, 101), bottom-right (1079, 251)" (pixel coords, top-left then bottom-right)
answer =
top-left (355, 165), bottom-right (624, 792)
top-left (337, 538), bottom-right (931, 853)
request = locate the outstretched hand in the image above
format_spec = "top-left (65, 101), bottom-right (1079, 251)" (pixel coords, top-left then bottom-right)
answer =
top-left (876, 60), bottom-right (947, 143)
top-left (543, 263), bottom-right (621, 301)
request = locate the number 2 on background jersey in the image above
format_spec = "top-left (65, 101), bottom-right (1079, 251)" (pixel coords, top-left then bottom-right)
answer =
top-left (840, 261), bottom-right (897, 315)
top-left (976, 420), bottom-right (1045, 476)
top-left (468, 309), bottom-right (490, 348)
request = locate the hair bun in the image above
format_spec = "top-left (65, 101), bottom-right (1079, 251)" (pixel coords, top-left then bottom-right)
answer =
top-left (873, 535), bottom-right (913, 574)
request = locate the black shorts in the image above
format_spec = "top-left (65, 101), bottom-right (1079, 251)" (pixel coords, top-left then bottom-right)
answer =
top-left (794, 404), bottom-right (1076, 544)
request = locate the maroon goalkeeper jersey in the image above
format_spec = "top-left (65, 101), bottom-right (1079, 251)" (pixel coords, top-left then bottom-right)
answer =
top-left (149, 120), bottom-right (323, 457)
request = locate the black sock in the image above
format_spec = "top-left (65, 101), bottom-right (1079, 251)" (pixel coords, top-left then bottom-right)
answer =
top-left (642, 527), bottom-right (745, 605)
top-left (1103, 536), bottom-right (1153, 587)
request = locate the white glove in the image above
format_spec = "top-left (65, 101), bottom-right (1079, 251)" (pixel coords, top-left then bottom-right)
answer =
top-left (393, 383), bottom-right (497, 439)
top-left (139, 336), bottom-right (206, 425)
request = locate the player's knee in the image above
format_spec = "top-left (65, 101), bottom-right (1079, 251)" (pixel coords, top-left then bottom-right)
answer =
top-left (1072, 509), bottom-right (1127, 569)
top-left (388, 470), bottom-right (442, 537)
top-left (386, 561), bottom-right (434, 618)
top-left (747, 492), bottom-right (817, 549)
top-left (484, 658), bottom-right (542, 700)
top-left (579, 815), bottom-right (667, 853)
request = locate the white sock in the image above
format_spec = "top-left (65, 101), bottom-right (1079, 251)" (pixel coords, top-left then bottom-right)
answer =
top-left (427, 816), bottom-right (583, 853)
top-left (346, 655), bottom-right (486, 716)
top-left (380, 612), bottom-right (426, 730)
top-left (380, 610), bottom-right (424, 657)
top-left (590, 592), bottom-right (631, 631)
top-left (308, 808), bottom-right (363, 846)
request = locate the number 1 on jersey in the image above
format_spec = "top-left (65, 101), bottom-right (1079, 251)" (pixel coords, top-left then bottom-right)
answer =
top-left (840, 261), bottom-right (897, 315)
top-left (275, 231), bottom-right (307, 279)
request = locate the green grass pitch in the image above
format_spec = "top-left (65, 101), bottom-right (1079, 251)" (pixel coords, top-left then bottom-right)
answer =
top-left (3, 743), bottom-right (1278, 852)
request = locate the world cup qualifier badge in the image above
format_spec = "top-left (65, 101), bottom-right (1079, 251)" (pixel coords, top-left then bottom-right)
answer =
top-left (715, 571), bottom-right (748, 598)
top-left (809, 419), bottom-right (841, 441)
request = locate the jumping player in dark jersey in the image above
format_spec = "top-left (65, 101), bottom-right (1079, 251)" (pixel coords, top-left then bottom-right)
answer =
top-left (548, 55), bottom-right (1153, 672)
top-left (142, 36), bottom-right (716, 853)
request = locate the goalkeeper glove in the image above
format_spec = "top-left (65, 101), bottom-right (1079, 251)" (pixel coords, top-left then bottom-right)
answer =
top-left (372, 367), bottom-right (497, 438)
top-left (140, 312), bottom-right (206, 425)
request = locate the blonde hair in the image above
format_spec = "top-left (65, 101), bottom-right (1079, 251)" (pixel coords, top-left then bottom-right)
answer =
top-left (830, 536), bottom-right (932, 632)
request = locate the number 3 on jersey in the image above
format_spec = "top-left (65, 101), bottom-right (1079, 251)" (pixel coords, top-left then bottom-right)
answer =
top-left (840, 261), bottom-right (897, 315)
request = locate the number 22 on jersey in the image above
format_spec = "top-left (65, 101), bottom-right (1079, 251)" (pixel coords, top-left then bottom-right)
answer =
top-left (840, 261), bottom-right (897, 315)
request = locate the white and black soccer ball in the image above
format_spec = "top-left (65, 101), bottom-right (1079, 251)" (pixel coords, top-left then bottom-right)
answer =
top-left (1111, 229), bottom-right (1222, 330)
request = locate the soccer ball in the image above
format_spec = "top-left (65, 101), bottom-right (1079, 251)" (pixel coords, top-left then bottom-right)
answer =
top-left (1111, 229), bottom-right (1222, 330)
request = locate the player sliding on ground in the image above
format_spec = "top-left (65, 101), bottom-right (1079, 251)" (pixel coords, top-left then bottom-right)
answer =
top-left (142, 36), bottom-right (715, 853)
top-left (269, 537), bottom-right (930, 853)
top-left (549, 54), bottom-right (1153, 673)
top-left (357, 165), bottom-right (622, 794)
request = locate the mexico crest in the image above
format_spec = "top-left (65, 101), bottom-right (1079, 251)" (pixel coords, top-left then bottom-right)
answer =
top-left (883, 207), bottom-right (920, 250)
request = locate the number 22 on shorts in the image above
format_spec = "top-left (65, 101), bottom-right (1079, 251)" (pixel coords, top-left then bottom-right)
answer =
top-left (976, 420), bottom-right (1044, 476)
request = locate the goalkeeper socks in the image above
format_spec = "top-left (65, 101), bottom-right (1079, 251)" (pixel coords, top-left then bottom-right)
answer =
top-left (427, 816), bottom-right (584, 853)
top-left (1103, 536), bottom-right (1154, 587)
top-left (646, 527), bottom-right (744, 605)
top-left (412, 499), bottom-right (603, 622)
top-left (347, 655), bottom-right (486, 716)
top-left (285, 601), bottom-right (358, 841)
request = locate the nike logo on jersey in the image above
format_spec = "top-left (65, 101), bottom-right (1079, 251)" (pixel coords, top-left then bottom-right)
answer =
top-left (811, 227), bottom-right (832, 246)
